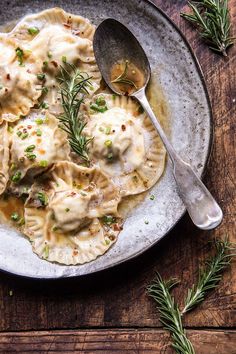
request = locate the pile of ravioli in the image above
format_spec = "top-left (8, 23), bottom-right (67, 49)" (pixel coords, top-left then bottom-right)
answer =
top-left (0, 8), bottom-right (166, 265)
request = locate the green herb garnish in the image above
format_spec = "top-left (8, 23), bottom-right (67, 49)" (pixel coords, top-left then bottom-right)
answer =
top-left (21, 132), bottom-right (29, 140)
top-left (15, 47), bottom-right (24, 66)
top-left (57, 62), bottom-right (93, 163)
top-left (90, 103), bottom-right (108, 113)
top-left (181, 0), bottom-right (235, 56)
top-left (43, 244), bottom-right (49, 259)
top-left (11, 171), bottom-right (21, 183)
top-left (26, 152), bottom-right (36, 160)
top-left (35, 118), bottom-right (44, 125)
top-left (11, 212), bottom-right (20, 221)
top-left (37, 192), bottom-right (48, 206)
top-left (27, 27), bottom-right (40, 35)
top-left (102, 215), bottom-right (116, 225)
top-left (37, 73), bottom-right (46, 81)
top-left (104, 139), bottom-right (112, 147)
top-left (36, 129), bottom-right (42, 136)
top-left (39, 160), bottom-right (48, 167)
top-left (25, 145), bottom-right (35, 153)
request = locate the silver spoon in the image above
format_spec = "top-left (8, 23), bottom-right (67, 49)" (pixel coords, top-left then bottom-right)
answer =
top-left (93, 18), bottom-right (223, 230)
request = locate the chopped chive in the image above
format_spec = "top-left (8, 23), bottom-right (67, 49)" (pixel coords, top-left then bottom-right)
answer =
top-left (21, 132), bottom-right (29, 140)
top-left (104, 139), bottom-right (112, 147)
top-left (43, 244), bottom-right (49, 259)
top-left (15, 47), bottom-right (24, 66)
top-left (39, 160), bottom-right (48, 167)
top-left (99, 127), bottom-right (104, 132)
top-left (37, 73), bottom-right (46, 81)
top-left (36, 129), bottom-right (42, 136)
top-left (62, 55), bottom-right (67, 63)
top-left (144, 220), bottom-right (149, 224)
top-left (0, 84), bottom-right (3, 90)
top-left (40, 101), bottom-right (49, 109)
top-left (24, 144), bottom-right (35, 152)
top-left (150, 195), bottom-right (155, 200)
top-left (41, 86), bottom-right (49, 95)
top-left (7, 126), bottom-right (13, 133)
top-left (107, 152), bottom-right (113, 160)
top-left (105, 126), bottom-right (111, 135)
top-left (11, 212), bottom-right (20, 221)
top-left (102, 215), bottom-right (116, 225)
top-left (52, 226), bottom-right (58, 232)
top-left (11, 171), bottom-right (21, 183)
top-left (96, 96), bottom-right (106, 106)
top-left (43, 60), bottom-right (48, 67)
top-left (37, 191), bottom-right (48, 206)
top-left (90, 103), bottom-right (108, 113)
top-left (65, 208), bottom-right (70, 212)
top-left (28, 27), bottom-right (40, 35)
top-left (17, 130), bottom-right (22, 137)
top-left (35, 118), bottom-right (44, 125)
top-left (47, 51), bottom-right (52, 59)
top-left (26, 152), bottom-right (36, 160)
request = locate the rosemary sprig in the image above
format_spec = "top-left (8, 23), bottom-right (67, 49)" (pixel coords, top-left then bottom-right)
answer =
top-left (147, 238), bottom-right (235, 353)
top-left (147, 274), bottom-right (195, 354)
top-left (181, 0), bottom-right (235, 56)
top-left (182, 238), bottom-right (235, 314)
top-left (111, 60), bottom-right (137, 88)
top-left (58, 63), bottom-right (93, 163)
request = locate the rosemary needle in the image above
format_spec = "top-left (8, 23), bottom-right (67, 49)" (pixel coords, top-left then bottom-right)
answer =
top-left (58, 63), bottom-right (93, 163)
top-left (181, 0), bottom-right (235, 56)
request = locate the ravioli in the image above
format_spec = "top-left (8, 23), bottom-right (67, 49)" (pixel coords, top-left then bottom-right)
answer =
top-left (9, 110), bottom-right (70, 184)
top-left (9, 8), bottom-right (101, 114)
top-left (85, 94), bottom-right (166, 196)
top-left (0, 35), bottom-right (43, 123)
top-left (24, 161), bottom-right (121, 264)
top-left (0, 122), bottom-right (10, 195)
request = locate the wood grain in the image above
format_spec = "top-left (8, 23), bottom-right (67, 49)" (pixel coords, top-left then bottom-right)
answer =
top-left (0, 329), bottom-right (235, 353)
top-left (0, 0), bottom-right (235, 352)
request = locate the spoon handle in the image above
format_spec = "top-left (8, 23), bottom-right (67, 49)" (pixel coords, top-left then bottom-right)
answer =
top-left (132, 88), bottom-right (223, 230)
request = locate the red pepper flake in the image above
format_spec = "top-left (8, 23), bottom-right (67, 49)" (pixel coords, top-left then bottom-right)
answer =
top-left (26, 69), bottom-right (31, 74)
top-left (23, 128), bottom-right (27, 133)
top-left (73, 30), bottom-right (80, 36)
top-left (27, 125), bottom-right (32, 129)
top-left (37, 138), bottom-right (42, 144)
top-left (113, 224), bottom-right (123, 231)
top-left (51, 61), bottom-right (58, 68)
top-left (73, 250), bottom-right (78, 256)
top-left (121, 124), bottom-right (126, 131)
top-left (70, 191), bottom-right (77, 196)
top-left (63, 23), bottom-right (71, 29)
top-left (6, 73), bottom-right (11, 80)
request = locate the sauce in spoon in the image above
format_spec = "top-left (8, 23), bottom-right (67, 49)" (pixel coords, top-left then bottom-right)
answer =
top-left (110, 59), bottom-right (145, 95)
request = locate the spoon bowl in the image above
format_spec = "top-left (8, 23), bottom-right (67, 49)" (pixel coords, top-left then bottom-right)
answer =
top-left (93, 19), bottom-right (223, 230)
top-left (93, 18), bottom-right (150, 95)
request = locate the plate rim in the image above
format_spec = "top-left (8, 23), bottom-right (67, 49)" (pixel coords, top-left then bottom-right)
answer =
top-left (0, 0), bottom-right (213, 279)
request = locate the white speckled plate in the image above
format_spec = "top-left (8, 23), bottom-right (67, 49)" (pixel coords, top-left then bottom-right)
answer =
top-left (0, 0), bottom-right (212, 278)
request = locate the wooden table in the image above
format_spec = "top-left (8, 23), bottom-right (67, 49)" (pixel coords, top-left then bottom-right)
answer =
top-left (0, 1), bottom-right (235, 353)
